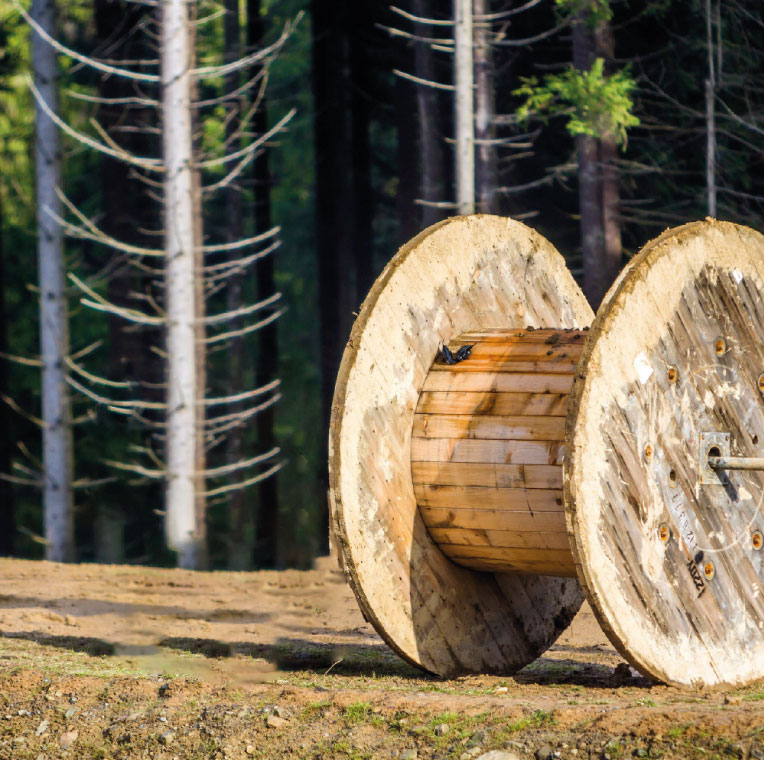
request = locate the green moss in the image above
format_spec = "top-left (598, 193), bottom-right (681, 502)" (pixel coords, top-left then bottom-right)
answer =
top-left (344, 700), bottom-right (373, 725)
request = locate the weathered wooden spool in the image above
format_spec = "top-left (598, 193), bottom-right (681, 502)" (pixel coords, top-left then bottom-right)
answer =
top-left (329, 215), bottom-right (764, 688)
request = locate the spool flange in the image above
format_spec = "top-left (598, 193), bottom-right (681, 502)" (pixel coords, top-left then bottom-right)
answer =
top-left (329, 215), bottom-right (592, 677)
top-left (566, 219), bottom-right (764, 687)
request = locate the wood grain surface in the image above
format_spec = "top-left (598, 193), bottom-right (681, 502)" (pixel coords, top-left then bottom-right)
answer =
top-left (413, 329), bottom-right (584, 577)
top-left (565, 220), bottom-right (764, 688)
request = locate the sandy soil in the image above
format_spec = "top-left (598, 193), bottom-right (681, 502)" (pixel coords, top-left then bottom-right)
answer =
top-left (1, 557), bottom-right (763, 760)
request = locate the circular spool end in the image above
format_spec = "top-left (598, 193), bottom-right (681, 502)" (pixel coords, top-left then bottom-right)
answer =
top-left (565, 220), bottom-right (764, 688)
top-left (329, 215), bottom-right (593, 677)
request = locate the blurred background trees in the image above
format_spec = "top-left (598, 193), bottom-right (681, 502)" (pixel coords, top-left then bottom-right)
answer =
top-left (0, 0), bottom-right (761, 569)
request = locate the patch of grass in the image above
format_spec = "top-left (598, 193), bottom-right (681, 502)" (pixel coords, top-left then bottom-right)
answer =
top-left (190, 738), bottom-right (221, 759)
top-left (504, 709), bottom-right (556, 734)
top-left (344, 700), bottom-right (372, 725)
top-left (423, 710), bottom-right (479, 745)
top-left (742, 691), bottom-right (764, 701)
top-left (636, 697), bottom-right (657, 707)
top-left (330, 738), bottom-right (373, 760)
top-left (301, 699), bottom-right (332, 720)
top-left (667, 722), bottom-right (694, 739)
top-left (77, 743), bottom-right (109, 759)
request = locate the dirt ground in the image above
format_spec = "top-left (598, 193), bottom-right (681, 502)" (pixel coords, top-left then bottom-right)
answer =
top-left (1, 557), bottom-right (764, 760)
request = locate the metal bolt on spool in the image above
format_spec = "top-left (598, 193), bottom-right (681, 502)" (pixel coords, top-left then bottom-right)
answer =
top-left (329, 215), bottom-right (764, 688)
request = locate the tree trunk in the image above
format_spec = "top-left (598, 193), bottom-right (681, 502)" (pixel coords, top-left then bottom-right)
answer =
top-left (595, 20), bottom-right (622, 294)
top-left (349, 0), bottom-right (374, 305)
top-left (395, 70), bottom-right (420, 242)
top-left (0, 185), bottom-right (14, 556)
top-left (162, 0), bottom-right (204, 568)
top-left (412, 0), bottom-right (447, 226)
top-left (248, 0), bottom-right (279, 569)
top-left (576, 131), bottom-right (604, 303)
top-left (705, 0), bottom-right (716, 217)
top-left (473, 0), bottom-right (498, 214)
top-left (224, 0), bottom-right (251, 571)
top-left (32, 0), bottom-right (74, 562)
top-left (574, 6), bottom-right (622, 308)
top-left (454, 0), bottom-right (475, 215)
top-left (312, 0), bottom-right (352, 554)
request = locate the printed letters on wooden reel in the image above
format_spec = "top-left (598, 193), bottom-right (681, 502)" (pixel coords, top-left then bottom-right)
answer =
top-left (329, 215), bottom-right (592, 678)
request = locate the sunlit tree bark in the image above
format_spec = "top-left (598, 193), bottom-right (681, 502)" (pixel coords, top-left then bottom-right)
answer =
top-left (32, 0), bottom-right (74, 562)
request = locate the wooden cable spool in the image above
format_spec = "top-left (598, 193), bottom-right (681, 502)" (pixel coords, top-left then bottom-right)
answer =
top-left (329, 214), bottom-right (764, 688)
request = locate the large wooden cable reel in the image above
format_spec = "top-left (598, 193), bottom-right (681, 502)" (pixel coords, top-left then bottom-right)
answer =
top-left (329, 214), bottom-right (764, 688)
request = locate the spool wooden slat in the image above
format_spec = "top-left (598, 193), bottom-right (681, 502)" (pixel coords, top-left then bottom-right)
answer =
top-left (411, 462), bottom-right (563, 489)
top-left (422, 372), bottom-right (575, 394)
top-left (418, 507), bottom-right (568, 533)
top-left (412, 414), bottom-right (567, 440)
top-left (416, 392), bottom-right (570, 416)
top-left (410, 438), bottom-right (565, 465)
top-left (414, 484), bottom-right (564, 512)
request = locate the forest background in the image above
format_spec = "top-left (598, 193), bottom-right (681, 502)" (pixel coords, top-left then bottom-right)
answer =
top-left (0, 0), bottom-right (761, 570)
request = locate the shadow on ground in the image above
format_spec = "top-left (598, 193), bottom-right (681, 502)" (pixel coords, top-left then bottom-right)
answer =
top-left (0, 630), bottom-right (651, 689)
top-left (159, 636), bottom-right (425, 678)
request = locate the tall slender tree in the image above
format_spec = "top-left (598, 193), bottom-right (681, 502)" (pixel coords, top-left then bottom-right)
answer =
top-left (572, 2), bottom-right (622, 306)
top-left (225, 0), bottom-right (249, 570)
top-left (411, 0), bottom-right (448, 227)
top-left (0, 185), bottom-right (13, 556)
top-left (31, 0), bottom-right (74, 562)
top-left (474, 0), bottom-right (498, 214)
top-left (349, 0), bottom-right (374, 304)
top-left (92, 0), bottom-right (158, 563)
top-left (162, 0), bottom-right (205, 568)
top-left (704, 0), bottom-right (717, 217)
top-left (312, 0), bottom-right (353, 553)
top-left (248, 0), bottom-right (280, 568)
top-left (454, 0), bottom-right (474, 215)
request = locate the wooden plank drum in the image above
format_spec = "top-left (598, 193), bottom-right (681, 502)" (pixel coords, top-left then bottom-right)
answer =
top-left (412, 327), bottom-right (583, 578)
top-left (329, 215), bottom-right (764, 688)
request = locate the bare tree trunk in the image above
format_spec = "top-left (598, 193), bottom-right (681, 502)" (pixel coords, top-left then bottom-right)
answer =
top-left (454, 0), bottom-right (475, 215)
top-left (349, 0), bottom-right (374, 304)
top-left (224, 0), bottom-right (250, 571)
top-left (32, 0), bottom-right (74, 562)
top-left (705, 0), bottom-right (716, 217)
top-left (473, 0), bottom-right (497, 214)
top-left (162, 0), bottom-right (204, 568)
top-left (574, 14), bottom-right (601, 304)
top-left (595, 21), bottom-right (622, 294)
top-left (248, 0), bottom-right (279, 569)
top-left (0, 185), bottom-right (14, 556)
top-left (191, 7), bottom-right (208, 571)
top-left (573, 7), bottom-right (623, 308)
top-left (576, 131), bottom-right (605, 304)
top-left (312, 0), bottom-right (352, 554)
top-left (395, 71), bottom-right (420, 241)
top-left (412, 0), bottom-right (447, 226)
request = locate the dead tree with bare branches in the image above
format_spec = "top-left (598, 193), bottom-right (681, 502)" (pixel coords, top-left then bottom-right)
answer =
top-left (15, 0), bottom-right (298, 568)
